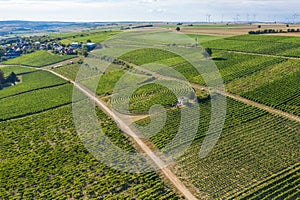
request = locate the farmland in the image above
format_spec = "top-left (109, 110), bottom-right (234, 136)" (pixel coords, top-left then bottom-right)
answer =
top-left (0, 105), bottom-right (181, 199)
top-left (1, 27), bottom-right (300, 200)
top-left (202, 35), bottom-right (300, 57)
top-left (137, 98), bottom-right (299, 199)
top-left (0, 84), bottom-right (76, 121)
top-left (241, 71), bottom-right (300, 116)
top-left (0, 69), bottom-right (68, 99)
top-left (60, 31), bottom-right (120, 45)
top-left (4, 50), bottom-right (76, 67)
top-left (228, 163), bottom-right (300, 199)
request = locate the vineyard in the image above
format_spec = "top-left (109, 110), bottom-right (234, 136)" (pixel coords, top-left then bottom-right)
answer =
top-left (0, 69), bottom-right (68, 99)
top-left (0, 105), bottom-right (181, 199)
top-left (135, 98), bottom-right (300, 199)
top-left (0, 66), bottom-right (37, 76)
top-left (228, 163), bottom-right (300, 200)
top-left (1, 29), bottom-right (300, 200)
top-left (227, 59), bottom-right (300, 94)
top-left (202, 35), bottom-right (300, 57)
top-left (111, 80), bottom-right (193, 114)
top-left (60, 31), bottom-right (120, 45)
top-left (4, 51), bottom-right (76, 67)
top-left (241, 71), bottom-right (300, 116)
top-left (0, 84), bottom-right (79, 121)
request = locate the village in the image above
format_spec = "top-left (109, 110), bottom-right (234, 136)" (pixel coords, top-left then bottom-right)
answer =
top-left (0, 37), bottom-right (96, 61)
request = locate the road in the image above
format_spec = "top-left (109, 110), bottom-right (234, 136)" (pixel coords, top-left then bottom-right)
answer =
top-left (121, 59), bottom-right (300, 123)
top-left (44, 69), bottom-right (199, 200)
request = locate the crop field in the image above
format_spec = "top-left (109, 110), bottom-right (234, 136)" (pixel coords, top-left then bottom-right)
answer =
top-left (0, 105), bottom-right (181, 199)
top-left (134, 98), bottom-right (300, 199)
top-left (53, 62), bottom-right (123, 81)
top-left (0, 84), bottom-right (79, 121)
top-left (60, 31), bottom-right (120, 45)
top-left (120, 48), bottom-right (179, 66)
top-left (1, 27), bottom-right (300, 200)
top-left (227, 59), bottom-right (300, 94)
top-left (229, 163), bottom-right (300, 199)
top-left (0, 66), bottom-right (37, 76)
top-left (241, 71), bottom-right (300, 116)
top-left (186, 34), bottom-right (227, 42)
top-left (202, 35), bottom-right (300, 57)
top-left (0, 69), bottom-right (68, 99)
top-left (111, 80), bottom-right (193, 114)
top-left (120, 48), bottom-right (288, 85)
top-left (4, 51), bottom-right (76, 67)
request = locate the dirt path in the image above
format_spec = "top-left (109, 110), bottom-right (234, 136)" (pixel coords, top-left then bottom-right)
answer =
top-left (224, 50), bottom-right (300, 60)
top-left (44, 68), bottom-right (199, 200)
top-left (122, 60), bottom-right (300, 123)
top-left (217, 90), bottom-right (300, 123)
top-left (1, 61), bottom-right (199, 199)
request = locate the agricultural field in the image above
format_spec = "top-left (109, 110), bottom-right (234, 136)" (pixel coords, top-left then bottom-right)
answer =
top-left (0, 105), bottom-right (181, 199)
top-left (134, 98), bottom-right (300, 199)
top-left (60, 31), bottom-right (120, 45)
top-left (52, 62), bottom-right (123, 81)
top-left (228, 163), bottom-right (300, 200)
top-left (187, 34), bottom-right (228, 42)
top-left (4, 51), bottom-right (76, 67)
top-left (241, 71), bottom-right (300, 116)
top-left (0, 66), bottom-right (37, 76)
top-left (0, 68), bottom-right (68, 99)
top-left (0, 84), bottom-right (76, 121)
top-left (227, 59), bottom-right (300, 94)
top-left (202, 34), bottom-right (300, 57)
top-left (1, 26), bottom-right (300, 200)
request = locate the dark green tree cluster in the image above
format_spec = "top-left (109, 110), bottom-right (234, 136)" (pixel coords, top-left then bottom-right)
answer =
top-left (249, 28), bottom-right (300, 35)
top-left (0, 70), bottom-right (19, 86)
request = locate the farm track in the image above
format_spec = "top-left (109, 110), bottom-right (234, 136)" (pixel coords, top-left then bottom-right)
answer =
top-left (1, 50), bottom-right (299, 199)
top-left (0, 61), bottom-right (198, 199)
top-left (45, 68), bottom-right (199, 200)
top-left (120, 59), bottom-right (300, 123)
top-left (221, 50), bottom-right (300, 60)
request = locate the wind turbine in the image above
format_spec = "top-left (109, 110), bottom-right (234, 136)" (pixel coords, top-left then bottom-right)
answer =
top-left (292, 13), bottom-right (299, 24)
top-left (206, 14), bottom-right (211, 23)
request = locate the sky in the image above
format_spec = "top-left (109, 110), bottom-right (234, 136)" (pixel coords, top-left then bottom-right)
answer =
top-left (0, 0), bottom-right (299, 22)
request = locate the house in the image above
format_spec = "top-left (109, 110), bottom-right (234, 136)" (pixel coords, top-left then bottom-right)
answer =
top-left (86, 43), bottom-right (96, 50)
top-left (71, 42), bottom-right (79, 48)
top-left (177, 96), bottom-right (189, 106)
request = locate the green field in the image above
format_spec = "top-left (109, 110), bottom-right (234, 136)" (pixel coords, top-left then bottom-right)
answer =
top-left (241, 71), bottom-right (300, 116)
top-left (0, 105), bottom-right (181, 199)
top-left (60, 31), bottom-right (120, 45)
top-left (229, 163), bottom-right (300, 200)
top-left (203, 35), bottom-right (300, 57)
top-left (134, 98), bottom-right (300, 199)
top-left (1, 29), bottom-right (300, 199)
top-left (0, 69), bottom-right (67, 99)
top-left (0, 84), bottom-right (77, 121)
top-left (227, 59), bottom-right (300, 94)
top-left (4, 51), bottom-right (76, 67)
top-left (0, 66), bottom-right (37, 76)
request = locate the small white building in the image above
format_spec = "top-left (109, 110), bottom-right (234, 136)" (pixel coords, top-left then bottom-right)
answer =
top-left (177, 96), bottom-right (189, 106)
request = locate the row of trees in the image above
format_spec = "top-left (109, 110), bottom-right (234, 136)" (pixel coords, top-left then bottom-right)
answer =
top-left (249, 28), bottom-right (300, 34)
top-left (0, 70), bottom-right (19, 87)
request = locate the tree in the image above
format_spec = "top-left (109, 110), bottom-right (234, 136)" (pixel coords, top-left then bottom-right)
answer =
top-left (205, 48), bottom-right (213, 57)
top-left (0, 70), bottom-right (5, 85)
top-left (189, 90), bottom-right (196, 100)
top-left (0, 46), bottom-right (6, 57)
top-left (6, 72), bottom-right (18, 85)
top-left (286, 24), bottom-right (290, 27)
top-left (87, 39), bottom-right (92, 43)
top-left (176, 27), bottom-right (181, 31)
top-left (258, 25), bottom-right (262, 29)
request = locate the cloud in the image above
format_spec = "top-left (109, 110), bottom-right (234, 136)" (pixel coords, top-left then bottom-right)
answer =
top-left (0, 0), bottom-right (298, 22)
